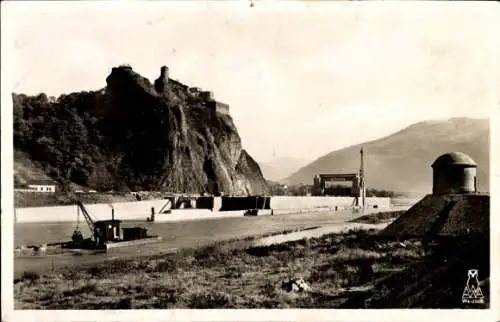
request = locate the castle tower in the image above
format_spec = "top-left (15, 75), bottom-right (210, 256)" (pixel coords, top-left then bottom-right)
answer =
top-left (161, 65), bottom-right (169, 82)
top-left (154, 65), bottom-right (169, 94)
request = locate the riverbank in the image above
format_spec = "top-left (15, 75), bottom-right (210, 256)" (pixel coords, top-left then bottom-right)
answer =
top-left (14, 211), bottom-right (488, 309)
top-left (15, 210), bottom-right (402, 277)
top-left (14, 195), bottom-right (394, 223)
top-left (13, 227), bottom-right (414, 309)
top-left (14, 191), bottom-right (165, 208)
top-left (15, 191), bottom-right (402, 210)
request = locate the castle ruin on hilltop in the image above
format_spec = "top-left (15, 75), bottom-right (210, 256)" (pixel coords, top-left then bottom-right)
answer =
top-left (153, 65), bottom-right (230, 115)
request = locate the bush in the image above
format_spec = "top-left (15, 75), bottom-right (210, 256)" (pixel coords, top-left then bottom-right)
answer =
top-left (189, 292), bottom-right (233, 309)
top-left (21, 271), bottom-right (40, 283)
top-left (115, 297), bottom-right (132, 309)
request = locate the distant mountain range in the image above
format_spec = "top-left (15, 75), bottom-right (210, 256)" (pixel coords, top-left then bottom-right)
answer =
top-left (282, 117), bottom-right (490, 196)
top-left (258, 157), bottom-right (311, 182)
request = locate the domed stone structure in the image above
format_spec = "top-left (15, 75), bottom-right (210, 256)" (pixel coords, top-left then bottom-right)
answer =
top-left (431, 152), bottom-right (477, 195)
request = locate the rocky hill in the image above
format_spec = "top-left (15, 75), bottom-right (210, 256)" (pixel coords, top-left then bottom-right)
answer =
top-left (13, 65), bottom-right (269, 195)
top-left (283, 118), bottom-right (489, 195)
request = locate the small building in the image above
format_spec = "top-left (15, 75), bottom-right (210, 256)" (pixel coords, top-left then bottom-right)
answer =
top-left (75, 189), bottom-right (98, 194)
top-left (431, 152), bottom-right (477, 195)
top-left (17, 179), bottom-right (58, 193)
top-left (200, 91), bottom-right (214, 101)
top-left (206, 100), bottom-right (230, 114)
top-left (94, 219), bottom-right (122, 242)
top-left (188, 87), bottom-right (201, 95)
top-left (169, 79), bottom-right (188, 91)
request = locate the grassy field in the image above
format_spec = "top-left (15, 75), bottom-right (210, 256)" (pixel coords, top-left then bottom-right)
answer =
top-left (13, 228), bottom-right (407, 309)
top-left (15, 227), bottom-right (489, 309)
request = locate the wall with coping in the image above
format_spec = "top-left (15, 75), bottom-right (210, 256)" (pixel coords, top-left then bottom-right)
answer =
top-left (14, 196), bottom-right (391, 223)
top-left (15, 199), bottom-right (169, 223)
top-left (269, 196), bottom-right (390, 210)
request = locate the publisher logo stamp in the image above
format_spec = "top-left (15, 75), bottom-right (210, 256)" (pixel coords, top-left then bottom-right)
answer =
top-left (462, 269), bottom-right (484, 304)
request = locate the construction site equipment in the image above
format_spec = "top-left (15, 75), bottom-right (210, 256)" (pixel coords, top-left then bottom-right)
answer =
top-left (158, 195), bottom-right (196, 214)
top-left (243, 195), bottom-right (270, 216)
top-left (65, 200), bottom-right (161, 250)
top-left (71, 200), bottom-right (106, 249)
top-left (147, 207), bottom-right (156, 222)
top-left (314, 148), bottom-right (367, 213)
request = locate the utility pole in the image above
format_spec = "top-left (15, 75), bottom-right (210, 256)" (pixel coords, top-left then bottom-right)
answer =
top-left (360, 147), bottom-right (366, 210)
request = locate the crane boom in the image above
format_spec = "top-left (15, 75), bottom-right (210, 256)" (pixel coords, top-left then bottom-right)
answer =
top-left (76, 201), bottom-right (97, 240)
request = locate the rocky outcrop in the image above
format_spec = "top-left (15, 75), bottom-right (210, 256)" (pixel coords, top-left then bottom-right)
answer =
top-left (13, 65), bottom-right (269, 195)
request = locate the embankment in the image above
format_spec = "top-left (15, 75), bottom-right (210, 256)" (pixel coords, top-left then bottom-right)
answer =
top-left (269, 196), bottom-right (389, 211)
top-left (14, 196), bottom-right (392, 223)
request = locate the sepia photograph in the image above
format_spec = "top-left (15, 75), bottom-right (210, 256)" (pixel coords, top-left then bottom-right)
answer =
top-left (1, 0), bottom-right (498, 321)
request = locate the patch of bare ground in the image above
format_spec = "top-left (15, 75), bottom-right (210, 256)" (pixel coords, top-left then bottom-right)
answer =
top-left (349, 210), bottom-right (405, 224)
top-left (14, 226), bottom-right (489, 309)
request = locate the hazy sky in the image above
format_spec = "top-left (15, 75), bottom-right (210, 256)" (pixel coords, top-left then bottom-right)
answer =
top-left (4, 1), bottom-right (499, 163)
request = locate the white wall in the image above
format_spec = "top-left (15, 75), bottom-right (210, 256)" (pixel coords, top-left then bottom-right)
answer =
top-left (269, 196), bottom-right (390, 210)
top-left (14, 196), bottom-right (391, 223)
top-left (15, 199), bottom-right (169, 223)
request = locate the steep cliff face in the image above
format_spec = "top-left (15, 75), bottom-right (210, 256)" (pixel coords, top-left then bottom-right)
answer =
top-left (13, 65), bottom-right (269, 195)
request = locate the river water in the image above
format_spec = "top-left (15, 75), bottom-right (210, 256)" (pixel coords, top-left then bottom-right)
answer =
top-left (14, 207), bottom-right (410, 278)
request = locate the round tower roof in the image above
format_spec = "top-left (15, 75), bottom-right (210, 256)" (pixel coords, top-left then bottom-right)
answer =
top-left (431, 152), bottom-right (477, 168)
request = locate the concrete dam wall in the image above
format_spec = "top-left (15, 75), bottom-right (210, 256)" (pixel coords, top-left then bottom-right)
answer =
top-left (269, 196), bottom-right (389, 210)
top-left (14, 196), bottom-right (391, 223)
top-left (15, 199), bottom-right (169, 223)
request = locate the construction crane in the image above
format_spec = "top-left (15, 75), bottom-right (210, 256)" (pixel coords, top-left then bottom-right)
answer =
top-left (72, 200), bottom-right (104, 248)
top-left (62, 200), bottom-right (160, 251)
top-left (76, 201), bottom-right (96, 235)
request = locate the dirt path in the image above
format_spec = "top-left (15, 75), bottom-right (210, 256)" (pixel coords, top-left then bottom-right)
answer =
top-left (253, 222), bottom-right (391, 247)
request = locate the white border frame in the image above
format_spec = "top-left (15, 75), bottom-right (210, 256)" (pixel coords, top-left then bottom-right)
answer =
top-left (2, 1), bottom-right (499, 321)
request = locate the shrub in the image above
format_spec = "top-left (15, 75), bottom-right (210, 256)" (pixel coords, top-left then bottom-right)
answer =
top-left (189, 292), bottom-right (233, 309)
top-left (21, 271), bottom-right (40, 283)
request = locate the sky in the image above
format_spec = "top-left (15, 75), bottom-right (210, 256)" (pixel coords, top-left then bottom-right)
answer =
top-left (4, 1), bottom-right (499, 163)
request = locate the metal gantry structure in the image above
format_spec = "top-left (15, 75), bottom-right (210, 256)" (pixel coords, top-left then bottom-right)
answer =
top-left (314, 147), bottom-right (367, 211)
